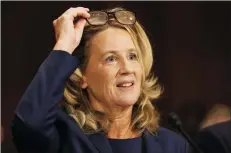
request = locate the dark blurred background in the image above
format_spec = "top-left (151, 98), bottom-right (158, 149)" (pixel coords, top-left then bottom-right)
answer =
top-left (2, 1), bottom-right (231, 153)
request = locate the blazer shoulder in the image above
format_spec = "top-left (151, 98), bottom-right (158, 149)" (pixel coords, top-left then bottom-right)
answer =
top-left (158, 127), bottom-right (186, 143)
top-left (147, 127), bottom-right (190, 153)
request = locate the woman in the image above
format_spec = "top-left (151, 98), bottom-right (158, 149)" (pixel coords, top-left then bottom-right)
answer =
top-left (12, 6), bottom-right (190, 153)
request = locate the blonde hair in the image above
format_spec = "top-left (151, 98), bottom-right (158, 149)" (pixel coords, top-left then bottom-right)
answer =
top-left (62, 7), bottom-right (162, 135)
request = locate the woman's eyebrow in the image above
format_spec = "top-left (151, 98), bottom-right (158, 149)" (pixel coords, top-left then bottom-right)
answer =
top-left (101, 50), bottom-right (117, 57)
top-left (101, 48), bottom-right (137, 57)
top-left (127, 48), bottom-right (137, 53)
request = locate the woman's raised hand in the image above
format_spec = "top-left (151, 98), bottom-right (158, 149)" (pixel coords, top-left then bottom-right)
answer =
top-left (53, 7), bottom-right (90, 54)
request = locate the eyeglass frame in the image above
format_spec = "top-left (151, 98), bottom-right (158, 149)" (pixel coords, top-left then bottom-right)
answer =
top-left (85, 10), bottom-right (137, 26)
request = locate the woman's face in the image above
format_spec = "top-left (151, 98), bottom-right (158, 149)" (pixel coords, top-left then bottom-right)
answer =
top-left (82, 27), bottom-right (142, 110)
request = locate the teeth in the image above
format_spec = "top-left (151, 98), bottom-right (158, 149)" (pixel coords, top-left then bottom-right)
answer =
top-left (119, 83), bottom-right (133, 87)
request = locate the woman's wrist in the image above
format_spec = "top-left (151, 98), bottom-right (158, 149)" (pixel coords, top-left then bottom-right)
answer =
top-left (53, 41), bottom-right (74, 54)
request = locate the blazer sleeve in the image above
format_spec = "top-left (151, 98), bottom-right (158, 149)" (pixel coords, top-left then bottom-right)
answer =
top-left (11, 51), bottom-right (80, 153)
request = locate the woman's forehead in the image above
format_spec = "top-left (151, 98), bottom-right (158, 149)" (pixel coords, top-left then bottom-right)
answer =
top-left (89, 28), bottom-right (136, 53)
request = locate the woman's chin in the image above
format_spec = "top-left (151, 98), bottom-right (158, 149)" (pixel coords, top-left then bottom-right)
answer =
top-left (116, 96), bottom-right (139, 106)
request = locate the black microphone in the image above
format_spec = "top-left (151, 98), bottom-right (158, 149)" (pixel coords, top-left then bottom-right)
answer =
top-left (168, 112), bottom-right (204, 153)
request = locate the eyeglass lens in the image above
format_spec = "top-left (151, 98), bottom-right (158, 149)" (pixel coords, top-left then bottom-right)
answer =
top-left (88, 11), bottom-right (108, 25)
top-left (115, 11), bottom-right (136, 25)
top-left (87, 11), bottom-right (135, 25)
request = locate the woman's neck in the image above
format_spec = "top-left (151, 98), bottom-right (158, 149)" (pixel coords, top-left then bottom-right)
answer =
top-left (89, 96), bottom-right (139, 138)
top-left (107, 108), bottom-right (138, 139)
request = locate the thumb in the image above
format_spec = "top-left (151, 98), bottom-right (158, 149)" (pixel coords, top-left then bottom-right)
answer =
top-left (74, 19), bottom-right (87, 42)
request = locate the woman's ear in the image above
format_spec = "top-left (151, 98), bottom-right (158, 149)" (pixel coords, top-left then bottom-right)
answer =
top-left (80, 76), bottom-right (88, 89)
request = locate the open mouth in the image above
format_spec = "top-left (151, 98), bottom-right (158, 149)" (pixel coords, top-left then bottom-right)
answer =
top-left (116, 82), bottom-right (134, 88)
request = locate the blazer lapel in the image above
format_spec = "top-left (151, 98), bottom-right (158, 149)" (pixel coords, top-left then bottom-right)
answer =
top-left (88, 132), bottom-right (113, 153)
top-left (88, 129), bottom-right (163, 153)
top-left (143, 130), bottom-right (163, 153)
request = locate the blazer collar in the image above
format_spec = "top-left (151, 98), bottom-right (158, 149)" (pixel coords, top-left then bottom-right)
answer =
top-left (88, 132), bottom-right (113, 153)
top-left (142, 129), bottom-right (163, 153)
top-left (88, 129), bottom-right (163, 153)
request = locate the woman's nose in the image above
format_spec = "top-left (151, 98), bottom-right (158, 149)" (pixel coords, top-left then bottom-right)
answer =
top-left (119, 59), bottom-right (134, 75)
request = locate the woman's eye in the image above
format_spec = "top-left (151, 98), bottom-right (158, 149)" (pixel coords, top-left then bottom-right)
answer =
top-left (105, 56), bottom-right (117, 63)
top-left (128, 53), bottom-right (137, 60)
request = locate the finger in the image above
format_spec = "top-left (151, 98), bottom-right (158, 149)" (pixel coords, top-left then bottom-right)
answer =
top-left (82, 7), bottom-right (90, 11)
top-left (64, 7), bottom-right (90, 19)
top-left (62, 7), bottom-right (85, 15)
top-left (52, 19), bottom-right (57, 26)
top-left (74, 18), bottom-right (87, 39)
top-left (74, 18), bottom-right (86, 31)
top-left (70, 9), bottom-right (90, 19)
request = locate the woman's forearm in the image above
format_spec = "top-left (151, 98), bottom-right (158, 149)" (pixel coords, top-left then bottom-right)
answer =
top-left (13, 50), bottom-right (79, 135)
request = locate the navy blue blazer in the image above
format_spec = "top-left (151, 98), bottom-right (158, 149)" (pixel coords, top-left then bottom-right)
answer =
top-left (12, 51), bottom-right (191, 153)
